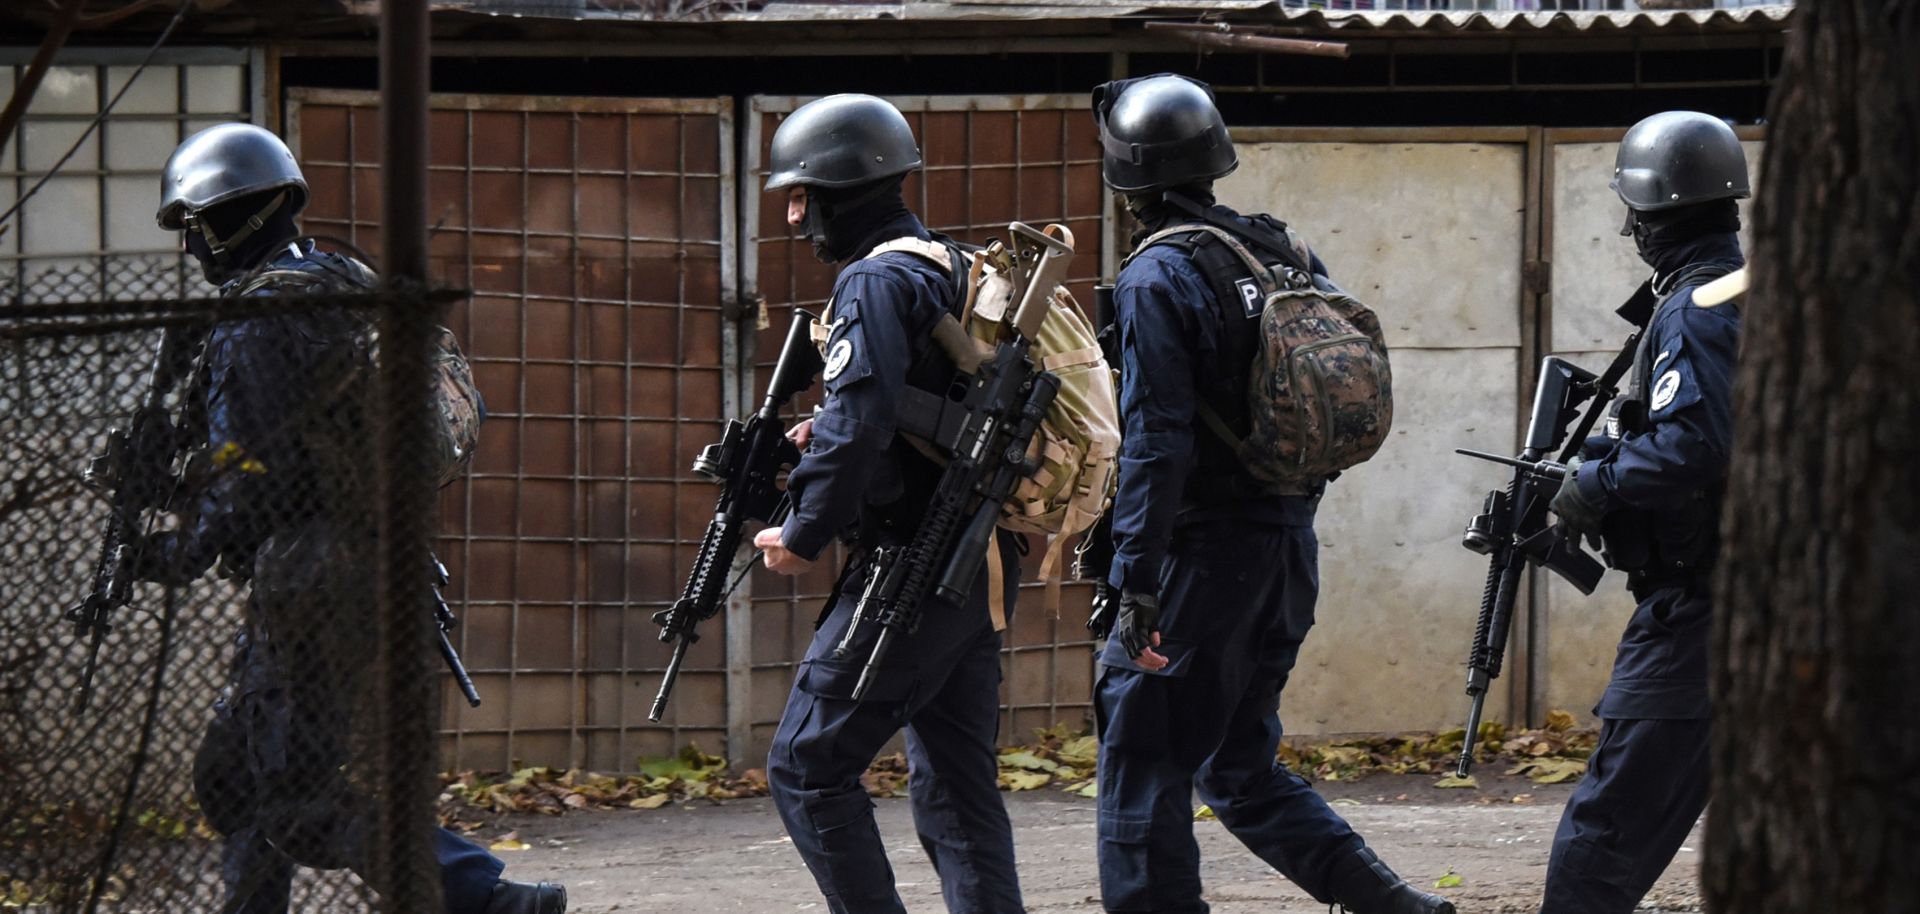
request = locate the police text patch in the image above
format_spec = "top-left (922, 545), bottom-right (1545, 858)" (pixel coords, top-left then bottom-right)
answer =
top-left (1651, 369), bottom-right (1682, 412)
top-left (1235, 277), bottom-right (1264, 318)
top-left (824, 338), bottom-right (854, 381)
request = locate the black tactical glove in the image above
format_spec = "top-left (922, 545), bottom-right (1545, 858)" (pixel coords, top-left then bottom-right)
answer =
top-left (1116, 589), bottom-right (1161, 662)
top-left (1086, 582), bottom-right (1118, 641)
top-left (1549, 457), bottom-right (1605, 547)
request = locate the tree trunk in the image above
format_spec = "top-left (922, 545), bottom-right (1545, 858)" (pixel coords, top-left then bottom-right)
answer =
top-left (1706, 2), bottom-right (1920, 912)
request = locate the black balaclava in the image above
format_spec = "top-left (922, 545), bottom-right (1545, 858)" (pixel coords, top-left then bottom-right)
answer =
top-left (1124, 182), bottom-right (1216, 243)
top-left (184, 189), bottom-right (301, 285)
top-left (805, 175), bottom-right (912, 264)
top-left (1622, 198), bottom-right (1742, 282)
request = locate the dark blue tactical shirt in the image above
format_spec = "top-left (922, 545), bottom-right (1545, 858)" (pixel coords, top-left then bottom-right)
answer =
top-left (1577, 233), bottom-right (1744, 570)
top-left (781, 212), bottom-right (960, 560)
top-left (158, 243), bottom-right (374, 579)
top-left (1106, 227), bottom-right (1329, 595)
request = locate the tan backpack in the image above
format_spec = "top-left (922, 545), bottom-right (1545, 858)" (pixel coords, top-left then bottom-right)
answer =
top-left (1132, 223), bottom-right (1393, 488)
top-left (816, 225), bottom-right (1121, 614)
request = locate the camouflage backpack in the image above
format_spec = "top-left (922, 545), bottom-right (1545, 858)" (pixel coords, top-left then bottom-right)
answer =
top-left (233, 247), bottom-right (485, 489)
top-left (1131, 222), bottom-right (1393, 488)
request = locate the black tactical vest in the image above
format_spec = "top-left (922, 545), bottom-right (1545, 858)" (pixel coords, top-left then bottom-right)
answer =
top-left (1598, 260), bottom-right (1740, 579)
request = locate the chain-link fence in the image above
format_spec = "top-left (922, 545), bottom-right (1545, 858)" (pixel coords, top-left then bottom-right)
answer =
top-left (2, 256), bottom-right (452, 913)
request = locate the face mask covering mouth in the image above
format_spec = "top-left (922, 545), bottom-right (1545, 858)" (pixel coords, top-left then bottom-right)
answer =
top-left (803, 189), bottom-right (835, 263)
top-left (802, 177), bottom-right (909, 264)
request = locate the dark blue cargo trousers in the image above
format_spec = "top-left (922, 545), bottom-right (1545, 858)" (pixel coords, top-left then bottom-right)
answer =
top-left (193, 524), bottom-right (504, 914)
top-left (768, 559), bottom-right (1024, 914)
top-left (1541, 584), bottom-right (1713, 914)
top-left (1095, 520), bottom-right (1365, 913)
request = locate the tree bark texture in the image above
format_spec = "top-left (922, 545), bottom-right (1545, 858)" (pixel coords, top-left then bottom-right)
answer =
top-left (1706, 2), bottom-right (1920, 912)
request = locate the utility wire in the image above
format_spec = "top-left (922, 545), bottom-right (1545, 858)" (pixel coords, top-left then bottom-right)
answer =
top-left (0, 0), bottom-right (194, 243)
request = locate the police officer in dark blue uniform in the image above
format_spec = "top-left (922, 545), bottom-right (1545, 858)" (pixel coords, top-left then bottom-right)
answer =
top-left (1540, 111), bottom-right (1750, 914)
top-left (142, 124), bottom-right (565, 914)
top-left (1089, 75), bottom-right (1453, 914)
top-left (751, 95), bottom-right (1025, 914)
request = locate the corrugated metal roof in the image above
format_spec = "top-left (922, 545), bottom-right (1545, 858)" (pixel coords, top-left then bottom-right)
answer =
top-left (434, 0), bottom-right (1793, 30)
top-left (1269, 6), bottom-right (1793, 36)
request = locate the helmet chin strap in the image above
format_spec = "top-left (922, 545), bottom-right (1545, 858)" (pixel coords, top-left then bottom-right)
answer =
top-left (183, 190), bottom-right (290, 268)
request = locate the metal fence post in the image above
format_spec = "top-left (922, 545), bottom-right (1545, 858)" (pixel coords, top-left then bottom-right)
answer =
top-left (376, 0), bottom-right (440, 911)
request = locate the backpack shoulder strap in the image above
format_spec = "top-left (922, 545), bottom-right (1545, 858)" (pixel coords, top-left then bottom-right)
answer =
top-left (866, 237), bottom-right (956, 274)
top-left (1128, 224), bottom-right (1281, 297)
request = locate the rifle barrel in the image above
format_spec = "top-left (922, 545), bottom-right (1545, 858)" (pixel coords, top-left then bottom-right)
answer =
top-left (439, 630), bottom-right (482, 707)
top-left (1456, 692), bottom-right (1488, 778)
top-left (650, 636), bottom-right (692, 722)
top-left (1455, 448), bottom-right (1568, 481)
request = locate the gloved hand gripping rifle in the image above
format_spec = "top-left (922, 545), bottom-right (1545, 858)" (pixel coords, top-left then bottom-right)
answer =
top-left (1450, 336), bottom-right (1639, 777)
top-left (68, 321), bottom-right (207, 712)
top-left (833, 223), bottom-right (1073, 701)
top-left (650, 312), bottom-right (824, 721)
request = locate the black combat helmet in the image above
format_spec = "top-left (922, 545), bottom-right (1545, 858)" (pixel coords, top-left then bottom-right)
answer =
top-left (1612, 111), bottom-right (1750, 212)
top-left (1092, 74), bottom-right (1237, 194)
top-left (765, 94), bottom-right (922, 191)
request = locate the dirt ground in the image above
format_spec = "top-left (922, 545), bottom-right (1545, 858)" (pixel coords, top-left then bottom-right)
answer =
top-left (484, 772), bottom-right (1705, 914)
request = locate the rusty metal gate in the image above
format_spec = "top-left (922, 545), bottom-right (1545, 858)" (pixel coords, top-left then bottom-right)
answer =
top-left (741, 94), bottom-right (1107, 763)
top-left (288, 89), bottom-right (738, 773)
top-left (290, 90), bottom-right (1106, 771)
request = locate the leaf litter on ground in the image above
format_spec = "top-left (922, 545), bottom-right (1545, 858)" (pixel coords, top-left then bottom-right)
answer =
top-left (437, 714), bottom-right (1601, 832)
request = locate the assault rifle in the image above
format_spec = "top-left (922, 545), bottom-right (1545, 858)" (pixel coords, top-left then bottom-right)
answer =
top-left (835, 223), bottom-right (1072, 700)
top-left (650, 311), bottom-right (823, 721)
top-left (433, 556), bottom-right (483, 707)
top-left (68, 322), bottom-right (207, 711)
top-left (1076, 283), bottom-right (1120, 639)
top-left (1451, 340), bottom-right (1638, 777)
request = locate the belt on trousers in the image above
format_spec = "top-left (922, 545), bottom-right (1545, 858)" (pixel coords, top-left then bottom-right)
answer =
top-left (1627, 565), bottom-right (1714, 602)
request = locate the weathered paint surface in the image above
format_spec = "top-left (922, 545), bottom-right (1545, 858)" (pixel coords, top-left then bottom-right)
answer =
top-left (1542, 139), bottom-right (1762, 721)
top-left (1219, 141), bottom-right (1526, 350)
top-left (1295, 346), bottom-right (1521, 733)
top-left (1219, 140), bottom-right (1527, 733)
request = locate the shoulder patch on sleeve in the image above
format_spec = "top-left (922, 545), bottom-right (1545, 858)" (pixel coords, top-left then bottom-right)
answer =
top-left (1650, 369), bottom-right (1683, 411)
top-left (824, 337), bottom-right (854, 381)
top-left (1645, 331), bottom-right (1702, 419)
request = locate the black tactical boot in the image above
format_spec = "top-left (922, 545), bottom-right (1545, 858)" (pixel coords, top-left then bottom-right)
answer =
top-left (1327, 847), bottom-right (1455, 914)
top-left (483, 880), bottom-right (567, 914)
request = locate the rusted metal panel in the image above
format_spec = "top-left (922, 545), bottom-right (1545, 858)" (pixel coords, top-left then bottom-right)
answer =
top-left (742, 93), bottom-right (1104, 760)
top-left (290, 87), bottom-right (735, 773)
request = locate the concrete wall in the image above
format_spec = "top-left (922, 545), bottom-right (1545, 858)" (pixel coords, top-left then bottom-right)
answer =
top-left (1217, 139), bottom-right (1528, 734)
top-left (1216, 131), bottom-right (1761, 734)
